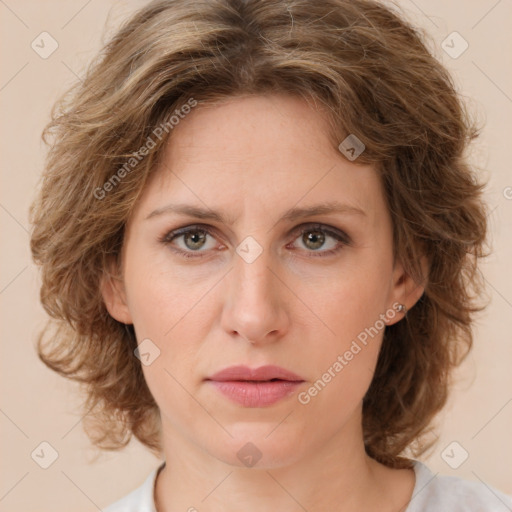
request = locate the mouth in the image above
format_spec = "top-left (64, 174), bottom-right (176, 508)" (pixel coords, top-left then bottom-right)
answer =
top-left (205, 365), bottom-right (305, 407)
top-left (206, 364), bottom-right (305, 382)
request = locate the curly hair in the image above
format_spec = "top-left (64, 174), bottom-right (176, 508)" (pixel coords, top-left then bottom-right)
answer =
top-left (29, 0), bottom-right (488, 468)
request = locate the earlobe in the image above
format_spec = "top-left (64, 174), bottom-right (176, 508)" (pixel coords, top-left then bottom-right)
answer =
top-left (387, 255), bottom-right (429, 325)
top-left (100, 264), bottom-right (133, 325)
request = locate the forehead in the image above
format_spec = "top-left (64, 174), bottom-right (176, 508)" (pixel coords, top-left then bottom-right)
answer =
top-left (161, 93), bottom-right (336, 166)
top-left (134, 94), bottom-right (385, 224)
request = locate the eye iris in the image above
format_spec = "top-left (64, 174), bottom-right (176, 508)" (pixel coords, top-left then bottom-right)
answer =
top-left (178, 228), bottom-right (332, 252)
top-left (184, 230), bottom-right (207, 250)
top-left (303, 230), bottom-right (325, 250)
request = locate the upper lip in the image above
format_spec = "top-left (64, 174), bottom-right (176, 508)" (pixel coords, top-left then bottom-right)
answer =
top-left (206, 365), bottom-right (304, 382)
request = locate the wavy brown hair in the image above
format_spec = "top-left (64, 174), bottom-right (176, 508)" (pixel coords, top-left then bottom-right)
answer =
top-left (29, 0), bottom-right (488, 468)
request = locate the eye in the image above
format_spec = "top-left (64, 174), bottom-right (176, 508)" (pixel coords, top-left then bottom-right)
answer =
top-left (287, 223), bottom-right (350, 257)
top-left (160, 223), bottom-right (350, 260)
top-left (160, 225), bottom-right (221, 259)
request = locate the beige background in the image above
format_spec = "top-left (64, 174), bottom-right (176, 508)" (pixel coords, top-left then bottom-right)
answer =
top-left (1, 0), bottom-right (511, 510)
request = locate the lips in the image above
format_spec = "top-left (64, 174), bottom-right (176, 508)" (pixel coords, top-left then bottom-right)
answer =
top-left (205, 365), bottom-right (305, 407)
top-left (206, 365), bottom-right (304, 383)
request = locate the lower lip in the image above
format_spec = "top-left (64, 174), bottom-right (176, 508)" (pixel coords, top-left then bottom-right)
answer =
top-left (207, 380), bottom-right (304, 407)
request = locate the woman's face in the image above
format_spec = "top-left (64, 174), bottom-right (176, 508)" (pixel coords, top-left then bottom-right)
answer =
top-left (104, 93), bottom-right (415, 469)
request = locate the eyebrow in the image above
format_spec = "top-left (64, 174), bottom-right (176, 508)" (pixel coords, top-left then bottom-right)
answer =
top-left (145, 201), bottom-right (366, 224)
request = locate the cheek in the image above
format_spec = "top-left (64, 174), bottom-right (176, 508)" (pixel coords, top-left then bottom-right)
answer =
top-left (293, 257), bottom-right (391, 406)
top-left (123, 242), bottom-right (209, 337)
top-left (126, 270), bottom-right (213, 370)
top-left (297, 254), bottom-right (392, 344)
top-left (128, 270), bottom-right (213, 428)
top-left (295, 289), bottom-right (386, 434)
top-left (123, 252), bottom-right (216, 386)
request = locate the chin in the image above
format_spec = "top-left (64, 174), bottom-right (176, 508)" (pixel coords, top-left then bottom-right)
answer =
top-left (204, 425), bottom-right (308, 470)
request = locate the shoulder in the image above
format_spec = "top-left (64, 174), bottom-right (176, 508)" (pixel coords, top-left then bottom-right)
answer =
top-left (407, 460), bottom-right (512, 512)
top-left (103, 463), bottom-right (163, 512)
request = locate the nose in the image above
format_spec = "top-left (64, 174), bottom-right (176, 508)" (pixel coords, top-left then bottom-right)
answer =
top-left (220, 246), bottom-right (290, 345)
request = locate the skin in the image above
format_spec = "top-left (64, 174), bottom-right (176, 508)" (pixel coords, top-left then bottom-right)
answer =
top-left (102, 93), bottom-right (426, 512)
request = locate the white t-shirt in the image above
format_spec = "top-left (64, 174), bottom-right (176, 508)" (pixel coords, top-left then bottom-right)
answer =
top-left (103, 460), bottom-right (512, 511)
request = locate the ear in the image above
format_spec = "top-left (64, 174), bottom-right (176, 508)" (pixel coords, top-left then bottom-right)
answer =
top-left (100, 259), bottom-right (133, 324)
top-left (386, 254), bottom-right (429, 326)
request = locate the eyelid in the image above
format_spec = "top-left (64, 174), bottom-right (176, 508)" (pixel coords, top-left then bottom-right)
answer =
top-left (290, 222), bottom-right (352, 245)
top-left (160, 223), bottom-right (219, 244)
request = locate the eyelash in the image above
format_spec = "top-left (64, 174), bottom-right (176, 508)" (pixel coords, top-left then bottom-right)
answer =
top-left (159, 223), bottom-right (351, 260)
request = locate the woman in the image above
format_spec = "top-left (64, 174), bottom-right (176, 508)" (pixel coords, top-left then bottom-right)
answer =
top-left (29, 0), bottom-right (511, 510)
